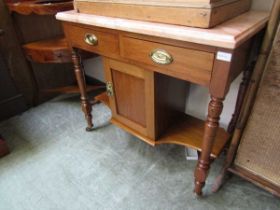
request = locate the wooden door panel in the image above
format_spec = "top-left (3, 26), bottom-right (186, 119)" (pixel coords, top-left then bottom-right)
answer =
top-left (103, 58), bottom-right (155, 139)
top-left (112, 70), bottom-right (146, 127)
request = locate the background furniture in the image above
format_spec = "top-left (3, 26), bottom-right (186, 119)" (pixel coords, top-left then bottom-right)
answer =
top-left (0, 135), bottom-right (9, 158)
top-left (57, 10), bottom-right (268, 196)
top-left (0, 1), bottom-right (35, 108)
top-left (213, 1), bottom-right (280, 198)
top-left (0, 49), bottom-right (27, 120)
top-left (0, 28), bottom-right (10, 157)
top-left (5, 0), bottom-right (104, 104)
top-left (0, 22), bottom-right (27, 120)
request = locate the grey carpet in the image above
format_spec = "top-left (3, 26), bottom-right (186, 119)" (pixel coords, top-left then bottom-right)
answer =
top-left (0, 95), bottom-right (279, 210)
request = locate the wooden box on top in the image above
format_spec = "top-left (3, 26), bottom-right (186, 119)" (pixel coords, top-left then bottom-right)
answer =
top-left (74, 0), bottom-right (252, 28)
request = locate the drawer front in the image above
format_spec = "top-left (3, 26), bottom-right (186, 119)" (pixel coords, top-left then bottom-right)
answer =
top-left (63, 23), bottom-right (119, 57)
top-left (120, 36), bottom-right (214, 85)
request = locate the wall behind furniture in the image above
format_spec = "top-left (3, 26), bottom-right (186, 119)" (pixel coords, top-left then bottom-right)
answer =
top-left (251, 0), bottom-right (274, 11)
top-left (83, 0), bottom-right (274, 129)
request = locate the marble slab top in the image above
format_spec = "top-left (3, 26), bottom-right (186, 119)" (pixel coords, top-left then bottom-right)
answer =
top-left (56, 10), bottom-right (269, 49)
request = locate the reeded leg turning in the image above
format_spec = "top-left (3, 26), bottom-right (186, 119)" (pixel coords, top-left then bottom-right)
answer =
top-left (72, 48), bottom-right (94, 131)
top-left (194, 97), bottom-right (224, 196)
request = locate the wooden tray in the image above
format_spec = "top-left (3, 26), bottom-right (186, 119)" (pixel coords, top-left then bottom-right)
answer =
top-left (74, 0), bottom-right (252, 28)
top-left (7, 0), bottom-right (73, 15)
top-left (22, 37), bottom-right (72, 63)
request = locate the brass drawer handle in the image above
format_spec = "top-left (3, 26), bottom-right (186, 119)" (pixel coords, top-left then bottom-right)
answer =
top-left (84, 33), bottom-right (98, 46)
top-left (106, 82), bottom-right (114, 97)
top-left (150, 49), bottom-right (173, 65)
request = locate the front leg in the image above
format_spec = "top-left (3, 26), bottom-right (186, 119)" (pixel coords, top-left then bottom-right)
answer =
top-left (194, 96), bottom-right (224, 196)
top-left (72, 48), bottom-right (94, 131)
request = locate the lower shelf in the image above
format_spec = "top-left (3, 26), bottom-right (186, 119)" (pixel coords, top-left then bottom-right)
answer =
top-left (156, 115), bottom-right (229, 158)
top-left (95, 92), bottom-right (109, 106)
top-left (96, 92), bottom-right (229, 158)
top-left (22, 37), bottom-right (72, 63)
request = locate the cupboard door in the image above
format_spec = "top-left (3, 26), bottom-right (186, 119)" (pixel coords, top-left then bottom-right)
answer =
top-left (103, 58), bottom-right (155, 140)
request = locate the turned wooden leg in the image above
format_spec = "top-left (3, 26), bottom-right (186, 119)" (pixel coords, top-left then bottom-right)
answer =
top-left (0, 135), bottom-right (10, 158)
top-left (72, 48), bottom-right (94, 131)
top-left (194, 97), bottom-right (224, 196)
top-left (212, 128), bottom-right (241, 192)
top-left (227, 63), bottom-right (254, 133)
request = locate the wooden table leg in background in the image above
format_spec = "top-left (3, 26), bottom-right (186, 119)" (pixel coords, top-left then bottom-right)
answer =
top-left (0, 135), bottom-right (10, 158)
top-left (72, 48), bottom-right (94, 131)
top-left (210, 67), bottom-right (253, 192)
top-left (194, 96), bottom-right (224, 195)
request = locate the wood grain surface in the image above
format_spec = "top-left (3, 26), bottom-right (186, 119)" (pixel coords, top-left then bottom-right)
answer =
top-left (74, 0), bottom-right (231, 8)
top-left (23, 37), bottom-right (72, 63)
top-left (74, 0), bottom-right (251, 28)
top-left (7, 0), bottom-right (73, 15)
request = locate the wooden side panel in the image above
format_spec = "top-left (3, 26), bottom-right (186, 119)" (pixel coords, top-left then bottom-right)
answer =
top-left (209, 0), bottom-right (252, 28)
top-left (210, 39), bottom-right (252, 98)
top-left (154, 73), bottom-right (188, 138)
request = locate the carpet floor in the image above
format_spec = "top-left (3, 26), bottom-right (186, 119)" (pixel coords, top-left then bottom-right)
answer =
top-left (0, 95), bottom-right (279, 210)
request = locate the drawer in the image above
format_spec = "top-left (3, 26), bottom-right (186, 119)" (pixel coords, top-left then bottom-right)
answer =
top-left (120, 36), bottom-right (214, 85)
top-left (63, 23), bottom-right (119, 57)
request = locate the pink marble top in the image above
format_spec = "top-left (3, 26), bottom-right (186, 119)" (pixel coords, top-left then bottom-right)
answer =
top-left (56, 10), bottom-right (269, 49)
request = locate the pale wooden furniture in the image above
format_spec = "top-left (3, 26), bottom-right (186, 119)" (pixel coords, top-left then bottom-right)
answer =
top-left (74, 0), bottom-right (252, 28)
top-left (5, 0), bottom-right (104, 102)
top-left (213, 1), bottom-right (280, 198)
top-left (215, 24), bottom-right (280, 198)
top-left (6, 0), bottom-right (73, 64)
top-left (56, 10), bottom-right (269, 196)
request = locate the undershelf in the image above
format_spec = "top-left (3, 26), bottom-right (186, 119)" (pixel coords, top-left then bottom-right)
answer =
top-left (156, 115), bottom-right (229, 158)
top-left (22, 37), bottom-right (72, 63)
top-left (96, 92), bottom-right (229, 158)
top-left (95, 92), bottom-right (109, 106)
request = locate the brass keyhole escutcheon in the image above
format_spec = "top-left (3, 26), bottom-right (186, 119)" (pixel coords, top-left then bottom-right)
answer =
top-left (106, 82), bottom-right (114, 97)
